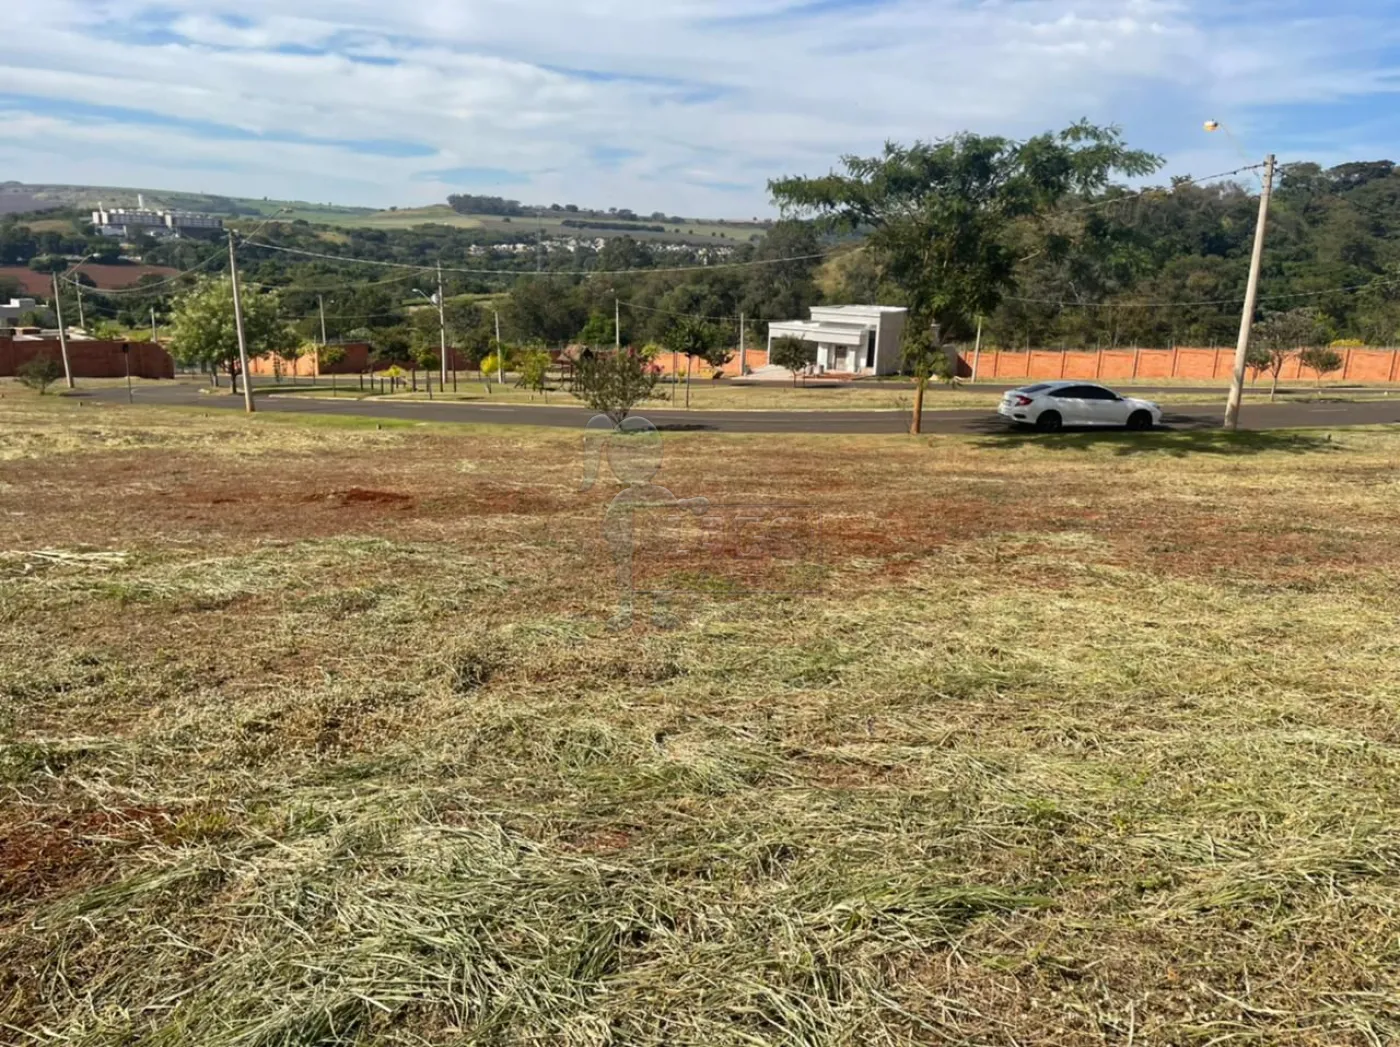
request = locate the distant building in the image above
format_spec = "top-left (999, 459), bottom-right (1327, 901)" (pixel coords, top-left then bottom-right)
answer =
top-left (0, 297), bottom-right (39, 328)
top-left (91, 195), bottom-right (223, 240)
top-left (767, 306), bottom-right (909, 377)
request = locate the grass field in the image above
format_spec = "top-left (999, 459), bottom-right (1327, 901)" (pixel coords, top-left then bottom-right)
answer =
top-left (4, 394), bottom-right (1400, 1044)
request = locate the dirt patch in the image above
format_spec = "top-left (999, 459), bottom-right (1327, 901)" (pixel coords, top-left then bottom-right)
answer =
top-left (335, 488), bottom-right (415, 508)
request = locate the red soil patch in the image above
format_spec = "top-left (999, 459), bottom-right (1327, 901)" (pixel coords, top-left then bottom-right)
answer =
top-left (0, 805), bottom-right (174, 906)
top-left (0, 264), bottom-right (179, 296)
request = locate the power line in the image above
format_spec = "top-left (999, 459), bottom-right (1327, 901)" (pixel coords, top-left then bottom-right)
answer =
top-left (619, 300), bottom-right (743, 322)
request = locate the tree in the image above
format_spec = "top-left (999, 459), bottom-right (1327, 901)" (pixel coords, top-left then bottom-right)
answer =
top-left (166, 277), bottom-right (298, 392)
top-left (572, 348), bottom-right (659, 424)
top-left (578, 311), bottom-right (615, 347)
top-left (1253, 309), bottom-right (1327, 401)
top-left (769, 122), bottom-right (1160, 432)
top-left (769, 335), bottom-right (817, 386)
top-left (663, 316), bottom-right (723, 372)
top-left (1298, 346), bottom-right (1344, 391)
top-left (518, 347), bottom-right (552, 400)
top-left (16, 354), bottom-right (62, 394)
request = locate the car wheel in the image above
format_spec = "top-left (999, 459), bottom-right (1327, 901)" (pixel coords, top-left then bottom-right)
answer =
top-left (1126, 410), bottom-right (1154, 431)
top-left (1034, 410), bottom-right (1063, 433)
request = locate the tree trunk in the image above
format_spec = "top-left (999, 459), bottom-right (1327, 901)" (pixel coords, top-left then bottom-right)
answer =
top-left (910, 376), bottom-right (927, 435)
top-left (1270, 367), bottom-right (1280, 403)
top-left (228, 361), bottom-right (239, 395)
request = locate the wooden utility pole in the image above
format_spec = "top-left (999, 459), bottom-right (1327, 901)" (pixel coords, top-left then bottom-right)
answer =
top-left (1224, 154), bottom-right (1275, 430)
top-left (228, 232), bottom-right (255, 413)
top-left (50, 273), bottom-right (74, 389)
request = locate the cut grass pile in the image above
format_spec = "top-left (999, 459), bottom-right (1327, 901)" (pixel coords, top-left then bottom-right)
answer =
top-left (3, 395), bottom-right (1400, 1044)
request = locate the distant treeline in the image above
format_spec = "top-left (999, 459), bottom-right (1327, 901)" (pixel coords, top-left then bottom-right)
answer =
top-left (447, 194), bottom-right (525, 217)
top-left (561, 219), bottom-right (667, 233)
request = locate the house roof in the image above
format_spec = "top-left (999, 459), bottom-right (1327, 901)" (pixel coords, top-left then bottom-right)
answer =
top-left (768, 320), bottom-right (867, 347)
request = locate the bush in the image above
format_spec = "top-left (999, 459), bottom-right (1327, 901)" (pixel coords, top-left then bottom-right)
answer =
top-left (16, 354), bottom-right (63, 394)
top-left (572, 348), bottom-right (660, 424)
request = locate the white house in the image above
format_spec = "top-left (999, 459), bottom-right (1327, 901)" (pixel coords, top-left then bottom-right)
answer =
top-left (766, 305), bottom-right (908, 377)
top-left (0, 298), bottom-right (38, 329)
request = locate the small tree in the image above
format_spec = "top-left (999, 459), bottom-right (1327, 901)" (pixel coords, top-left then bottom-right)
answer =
top-left (1253, 309), bottom-right (1327, 401)
top-left (167, 277), bottom-right (298, 392)
top-left (770, 335), bottom-right (817, 387)
top-left (519, 347), bottom-right (552, 401)
top-left (16, 354), bottom-right (63, 394)
top-left (1298, 346), bottom-right (1344, 391)
top-left (572, 348), bottom-right (659, 424)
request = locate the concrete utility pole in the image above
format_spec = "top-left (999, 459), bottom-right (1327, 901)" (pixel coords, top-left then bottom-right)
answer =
top-left (437, 264), bottom-right (448, 388)
top-left (615, 296), bottom-right (621, 349)
top-left (1224, 154), bottom-right (1276, 431)
top-left (494, 308), bottom-right (504, 385)
top-left (318, 295), bottom-right (328, 347)
top-left (50, 273), bottom-right (74, 388)
top-left (739, 312), bottom-right (746, 376)
top-left (227, 231), bottom-right (255, 414)
top-left (76, 285), bottom-right (86, 330)
top-left (971, 316), bottom-right (984, 383)
top-left (150, 307), bottom-right (158, 344)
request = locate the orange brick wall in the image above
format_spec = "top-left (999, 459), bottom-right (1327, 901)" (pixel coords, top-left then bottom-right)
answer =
top-left (960, 347), bottom-right (1400, 384)
top-left (652, 348), bottom-right (770, 378)
top-left (0, 336), bottom-right (175, 379)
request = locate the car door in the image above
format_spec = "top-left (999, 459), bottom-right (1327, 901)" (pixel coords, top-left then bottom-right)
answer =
top-left (1080, 385), bottom-right (1132, 426)
top-left (1046, 385), bottom-right (1095, 425)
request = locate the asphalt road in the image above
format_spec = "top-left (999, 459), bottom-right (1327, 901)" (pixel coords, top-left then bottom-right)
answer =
top-left (85, 381), bottom-right (1400, 434)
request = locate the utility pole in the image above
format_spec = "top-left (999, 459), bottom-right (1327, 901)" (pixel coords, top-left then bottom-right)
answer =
top-left (318, 295), bottom-right (328, 347)
top-left (1224, 154), bottom-right (1275, 431)
top-left (437, 264), bottom-right (448, 389)
top-left (615, 296), bottom-right (621, 349)
top-left (150, 307), bottom-right (158, 344)
top-left (971, 316), bottom-right (984, 384)
top-left (228, 231), bottom-right (255, 414)
top-left (51, 273), bottom-right (74, 389)
top-left (76, 285), bottom-right (86, 330)
top-left (739, 312), bottom-right (746, 376)
top-left (122, 342), bottom-right (133, 404)
top-left (494, 308), bottom-right (504, 385)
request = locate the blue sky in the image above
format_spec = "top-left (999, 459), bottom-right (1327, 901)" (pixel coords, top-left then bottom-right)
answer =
top-left (3, 0), bottom-right (1400, 216)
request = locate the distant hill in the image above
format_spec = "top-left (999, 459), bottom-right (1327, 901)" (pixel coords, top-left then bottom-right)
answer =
top-left (1, 183), bottom-right (771, 245)
top-left (3, 183), bottom-right (377, 224)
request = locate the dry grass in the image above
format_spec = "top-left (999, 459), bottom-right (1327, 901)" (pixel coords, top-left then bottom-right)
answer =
top-left (4, 394), bottom-right (1400, 1044)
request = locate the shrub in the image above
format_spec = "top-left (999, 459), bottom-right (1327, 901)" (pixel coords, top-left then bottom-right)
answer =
top-left (16, 355), bottom-right (63, 394)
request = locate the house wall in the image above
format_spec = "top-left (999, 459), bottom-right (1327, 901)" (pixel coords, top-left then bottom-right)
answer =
top-left (0, 336), bottom-right (175, 378)
top-left (875, 312), bottom-right (906, 376)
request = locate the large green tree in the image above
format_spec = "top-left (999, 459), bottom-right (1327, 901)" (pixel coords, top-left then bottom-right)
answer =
top-left (770, 122), bottom-right (1160, 430)
top-left (167, 277), bottom-right (298, 391)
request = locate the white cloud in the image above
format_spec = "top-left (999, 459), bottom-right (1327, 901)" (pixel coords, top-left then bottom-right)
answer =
top-left (3, 0), bottom-right (1399, 214)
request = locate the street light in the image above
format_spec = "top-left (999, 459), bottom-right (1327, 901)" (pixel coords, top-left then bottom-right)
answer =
top-left (412, 286), bottom-right (449, 395)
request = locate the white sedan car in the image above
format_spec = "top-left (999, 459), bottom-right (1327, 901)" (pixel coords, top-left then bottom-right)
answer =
top-left (998, 381), bottom-right (1163, 432)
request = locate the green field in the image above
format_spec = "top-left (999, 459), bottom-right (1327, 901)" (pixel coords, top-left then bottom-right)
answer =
top-left (5, 393), bottom-right (1400, 1043)
top-left (336, 205), bottom-right (768, 244)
